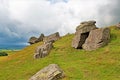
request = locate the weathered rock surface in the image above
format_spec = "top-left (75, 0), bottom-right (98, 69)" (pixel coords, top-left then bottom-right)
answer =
top-left (34, 42), bottom-right (53, 59)
top-left (35, 34), bottom-right (45, 43)
top-left (72, 20), bottom-right (97, 49)
top-left (28, 37), bottom-right (38, 45)
top-left (29, 64), bottom-right (65, 80)
top-left (43, 32), bottom-right (60, 43)
top-left (116, 22), bottom-right (120, 29)
top-left (82, 28), bottom-right (110, 51)
top-left (76, 20), bottom-right (97, 33)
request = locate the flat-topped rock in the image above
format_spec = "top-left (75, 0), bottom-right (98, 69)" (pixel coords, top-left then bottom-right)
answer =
top-left (76, 20), bottom-right (97, 33)
top-left (82, 28), bottom-right (110, 51)
top-left (29, 64), bottom-right (65, 80)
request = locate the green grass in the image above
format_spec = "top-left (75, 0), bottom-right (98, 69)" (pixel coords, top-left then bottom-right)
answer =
top-left (0, 26), bottom-right (120, 80)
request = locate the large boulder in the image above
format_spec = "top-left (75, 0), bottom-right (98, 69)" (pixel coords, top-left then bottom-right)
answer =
top-left (82, 28), bottom-right (110, 51)
top-left (34, 42), bottom-right (53, 59)
top-left (28, 37), bottom-right (38, 45)
top-left (29, 64), bottom-right (65, 80)
top-left (43, 32), bottom-right (60, 43)
top-left (72, 20), bottom-right (97, 49)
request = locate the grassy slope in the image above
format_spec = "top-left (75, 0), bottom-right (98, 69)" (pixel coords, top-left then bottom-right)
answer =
top-left (0, 26), bottom-right (120, 80)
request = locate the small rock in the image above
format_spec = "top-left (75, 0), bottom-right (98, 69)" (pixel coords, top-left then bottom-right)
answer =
top-left (29, 64), bottom-right (65, 80)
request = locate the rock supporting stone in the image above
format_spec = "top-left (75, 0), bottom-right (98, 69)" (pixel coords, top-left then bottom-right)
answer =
top-left (72, 20), bottom-right (110, 51)
top-left (43, 32), bottom-right (60, 43)
top-left (29, 64), bottom-right (65, 80)
top-left (34, 42), bottom-right (53, 59)
top-left (72, 20), bottom-right (97, 49)
top-left (82, 28), bottom-right (110, 51)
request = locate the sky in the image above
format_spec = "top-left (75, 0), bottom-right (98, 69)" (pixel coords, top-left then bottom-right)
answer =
top-left (0, 0), bottom-right (120, 48)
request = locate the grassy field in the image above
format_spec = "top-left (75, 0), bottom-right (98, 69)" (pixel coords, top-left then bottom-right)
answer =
top-left (0, 26), bottom-right (120, 80)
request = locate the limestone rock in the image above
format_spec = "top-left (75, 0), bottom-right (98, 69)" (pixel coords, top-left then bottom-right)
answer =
top-left (76, 20), bottom-right (97, 33)
top-left (29, 64), bottom-right (65, 80)
top-left (72, 31), bottom-right (89, 49)
top-left (43, 32), bottom-right (60, 43)
top-left (28, 37), bottom-right (38, 45)
top-left (34, 42), bottom-right (53, 59)
top-left (82, 28), bottom-right (110, 51)
top-left (72, 20), bottom-right (97, 49)
top-left (35, 34), bottom-right (45, 43)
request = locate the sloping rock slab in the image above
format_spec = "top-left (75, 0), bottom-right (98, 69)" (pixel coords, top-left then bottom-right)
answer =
top-left (82, 28), bottom-right (110, 51)
top-left (43, 32), bottom-right (60, 43)
top-left (29, 64), bottom-right (65, 80)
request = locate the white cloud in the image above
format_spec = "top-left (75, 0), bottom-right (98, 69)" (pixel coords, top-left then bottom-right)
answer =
top-left (0, 0), bottom-right (119, 44)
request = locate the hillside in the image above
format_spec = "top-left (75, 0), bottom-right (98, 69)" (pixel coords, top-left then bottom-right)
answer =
top-left (0, 26), bottom-right (120, 80)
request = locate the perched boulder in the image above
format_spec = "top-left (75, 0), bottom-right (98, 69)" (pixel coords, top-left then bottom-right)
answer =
top-left (76, 20), bottom-right (97, 33)
top-left (72, 20), bottom-right (97, 49)
top-left (34, 42), bottom-right (53, 59)
top-left (82, 28), bottom-right (110, 51)
top-left (35, 34), bottom-right (45, 43)
top-left (28, 37), bottom-right (38, 45)
top-left (116, 22), bottom-right (120, 29)
top-left (43, 32), bottom-right (60, 43)
top-left (29, 64), bottom-right (65, 80)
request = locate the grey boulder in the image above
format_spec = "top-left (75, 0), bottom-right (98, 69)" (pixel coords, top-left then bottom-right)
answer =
top-left (29, 64), bottom-right (65, 80)
top-left (34, 42), bottom-right (53, 59)
top-left (72, 20), bottom-right (97, 49)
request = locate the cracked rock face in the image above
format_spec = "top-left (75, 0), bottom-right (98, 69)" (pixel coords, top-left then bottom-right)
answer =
top-left (29, 64), bottom-right (65, 80)
top-left (34, 42), bottom-right (53, 59)
top-left (82, 28), bottom-right (110, 51)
